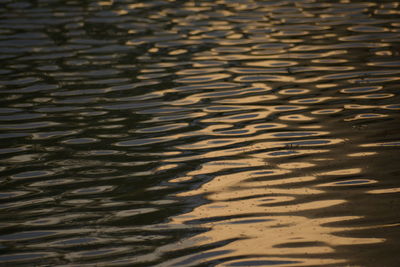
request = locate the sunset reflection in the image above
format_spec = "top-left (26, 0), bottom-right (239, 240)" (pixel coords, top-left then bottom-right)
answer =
top-left (0, 0), bottom-right (399, 266)
top-left (164, 147), bottom-right (385, 266)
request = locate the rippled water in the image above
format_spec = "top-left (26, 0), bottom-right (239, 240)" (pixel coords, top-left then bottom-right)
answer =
top-left (1, 0), bottom-right (400, 266)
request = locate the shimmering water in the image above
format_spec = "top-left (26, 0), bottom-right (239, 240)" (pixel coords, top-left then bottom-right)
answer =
top-left (1, 0), bottom-right (400, 266)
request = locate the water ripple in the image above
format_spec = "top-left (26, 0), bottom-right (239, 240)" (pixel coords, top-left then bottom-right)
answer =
top-left (1, 0), bottom-right (400, 266)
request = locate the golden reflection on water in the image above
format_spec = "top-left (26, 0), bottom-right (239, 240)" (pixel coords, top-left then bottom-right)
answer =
top-left (165, 153), bottom-right (385, 266)
top-left (162, 199), bottom-right (384, 266)
top-left (367, 188), bottom-right (400, 194)
top-left (157, 59), bottom-right (393, 260)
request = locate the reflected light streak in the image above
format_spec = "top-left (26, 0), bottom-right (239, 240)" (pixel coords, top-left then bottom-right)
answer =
top-left (158, 213), bottom-right (382, 267)
top-left (164, 151), bottom-right (383, 266)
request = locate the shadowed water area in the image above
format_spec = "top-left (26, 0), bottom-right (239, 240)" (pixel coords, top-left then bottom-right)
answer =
top-left (1, 0), bottom-right (400, 266)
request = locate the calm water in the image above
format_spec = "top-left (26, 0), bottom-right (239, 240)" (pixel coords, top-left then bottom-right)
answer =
top-left (1, 0), bottom-right (400, 266)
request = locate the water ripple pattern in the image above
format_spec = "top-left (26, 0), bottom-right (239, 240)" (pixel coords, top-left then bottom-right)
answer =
top-left (1, 0), bottom-right (400, 266)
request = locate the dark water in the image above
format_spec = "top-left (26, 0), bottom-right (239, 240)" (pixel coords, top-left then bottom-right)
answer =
top-left (1, 0), bottom-right (400, 266)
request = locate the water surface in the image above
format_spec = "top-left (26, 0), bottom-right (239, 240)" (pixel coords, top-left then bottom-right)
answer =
top-left (1, 0), bottom-right (400, 266)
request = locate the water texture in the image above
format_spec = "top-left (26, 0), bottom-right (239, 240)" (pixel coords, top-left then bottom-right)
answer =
top-left (1, 0), bottom-right (400, 266)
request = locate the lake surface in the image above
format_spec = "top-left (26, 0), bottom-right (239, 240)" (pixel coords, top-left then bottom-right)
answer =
top-left (1, 0), bottom-right (400, 266)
